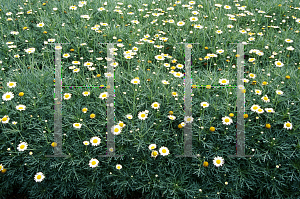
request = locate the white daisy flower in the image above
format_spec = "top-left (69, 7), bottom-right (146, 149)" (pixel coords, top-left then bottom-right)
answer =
top-left (151, 150), bottom-right (159, 158)
top-left (176, 64), bottom-right (184, 69)
top-left (216, 30), bottom-right (223, 34)
top-left (285, 39), bottom-right (293, 43)
top-left (275, 61), bottom-right (284, 67)
top-left (37, 22), bottom-right (45, 27)
top-left (90, 136), bottom-right (101, 146)
top-left (256, 108), bottom-right (264, 114)
top-left (222, 116), bottom-right (233, 125)
top-left (89, 158), bottom-right (99, 168)
top-left (173, 72), bottom-right (184, 78)
top-left (126, 114), bottom-right (133, 119)
top-left (283, 121), bottom-right (293, 130)
top-left (159, 146), bottom-right (169, 156)
top-left (83, 141), bottom-right (89, 145)
top-left (111, 125), bottom-right (122, 135)
top-left (63, 93), bottom-right (72, 100)
top-left (171, 92), bottom-right (178, 97)
top-left (99, 92), bottom-right (109, 100)
top-left (248, 58), bottom-right (255, 62)
top-left (116, 164), bottom-right (122, 170)
top-left (138, 111), bottom-right (148, 120)
top-left (155, 55), bottom-right (165, 60)
top-left (265, 108), bottom-right (275, 113)
top-left (261, 95), bottom-right (270, 103)
top-left (151, 102), bottom-right (160, 109)
top-left (224, 5), bottom-right (231, 9)
top-left (2, 92), bottom-right (14, 101)
top-left (34, 172), bottom-right (45, 182)
top-left (117, 121), bottom-right (126, 128)
top-left (0, 164), bottom-right (3, 171)
top-left (17, 142), bottom-right (28, 151)
top-left (69, 6), bottom-right (77, 10)
top-left (177, 21), bottom-right (185, 26)
top-left (149, 144), bottom-right (157, 150)
top-left (73, 123), bottom-right (82, 129)
top-left (216, 49), bottom-right (224, 54)
top-left (249, 73), bottom-right (256, 79)
top-left (7, 81), bottom-right (16, 88)
top-left (63, 53), bottom-right (70, 58)
top-left (131, 78), bottom-right (140, 84)
top-left (16, 105), bottom-right (26, 111)
top-left (250, 104), bottom-right (261, 112)
top-left (168, 115), bottom-right (176, 120)
top-left (189, 17), bottom-right (198, 21)
top-left (276, 90), bottom-right (284, 95)
top-left (194, 24), bottom-right (203, 29)
top-left (219, 79), bottom-right (229, 85)
top-left (184, 116), bottom-right (194, 123)
top-left (254, 89), bottom-right (262, 95)
top-left (82, 91), bottom-right (90, 96)
top-left (201, 102), bottom-right (209, 108)
top-left (162, 80), bottom-right (169, 84)
top-left (213, 156), bottom-right (225, 167)
top-left (286, 46), bottom-right (295, 51)
top-left (104, 72), bottom-right (113, 78)
top-left (1, 115), bottom-right (10, 124)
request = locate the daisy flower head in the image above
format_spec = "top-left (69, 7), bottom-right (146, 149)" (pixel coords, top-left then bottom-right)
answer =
top-left (83, 141), bottom-right (89, 146)
top-left (216, 49), bottom-right (224, 54)
top-left (265, 108), bottom-right (275, 113)
top-left (256, 108), bottom-right (264, 114)
top-left (7, 81), bottom-right (16, 88)
top-left (1, 115), bottom-right (10, 124)
top-left (172, 92), bottom-right (178, 97)
top-left (138, 111), bottom-right (148, 120)
top-left (261, 95), bottom-right (270, 103)
top-left (2, 92), bottom-right (14, 101)
top-left (283, 121), bottom-right (292, 130)
top-left (116, 164), bottom-right (122, 170)
top-left (131, 78), bottom-right (140, 84)
top-left (276, 90), bottom-right (284, 95)
top-left (219, 78), bottom-right (229, 85)
top-left (73, 123), bottom-right (82, 129)
top-left (213, 156), bottom-right (225, 167)
top-left (155, 54), bottom-right (165, 60)
top-left (275, 61), bottom-right (284, 67)
top-left (104, 72), bottom-right (113, 78)
top-left (111, 125), bottom-right (122, 135)
top-left (89, 158), bottom-right (99, 168)
top-left (200, 102), bottom-right (209, 108)
top-left (177, 21), bottom-right (185, 26)
top-left (248, 58), bottom-right (255, 62)
top-left (151, 150), bottom-right (159, 158)
top-left (82, 91), bottom-right (90, 97)
top-left (117, 121), bottom-right (126, 128)
top-left (151, 102), bottom-right (160, 109)
top-left (285, 39), bottom-right (293, 43)
top-left (126, 114), bottom-right (133, 119)
top-left (0, 164), bottom-right (3, 171)
top-left (17, 142), bottom-right (28, 151)
top-left (249, 73), bottom-right (256, 79)
top-left (63, 93), bottom-right (72, 100)
top-left (162, 80), bottom-right (170, 84)
top-left (222, 116), bottom-right (233, 125)
top-left (34, 172), bottom-right (45, 182)
top-left (224, 5), bottom-right (231, 9)
top-left (250, 104), bottom-right (261, 112)
top-left (168, 115), bottom-right (176, 120)
top-left (149, 144), bottom-right (156, 150)
top-left (216, 30), bottom-right (223, 34)
top-left (37, 22), bottom-right (45, 27)
top-left (184, 116), bottom-right (194, 123)
top-left (254, 89), bottom-right (262, 95)
top-left (194, 24), bottom-right (203, 29)
top-left (189, 17), bottom-right (198, 22)
top-left (173, 72), bottom-right (184, 78)
top-left (159, 146), bottom-right (170, 156)
top-left (99, 92), bottom-right (109, 99)
top-left (90, 136), bottom-right (101, 146)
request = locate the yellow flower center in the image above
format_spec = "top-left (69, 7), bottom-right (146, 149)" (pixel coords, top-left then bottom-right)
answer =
top-left (162, 149), bottom-right (167, 153)
top-left (264, 97), bottom-right (268, 100)
top-left (117, 166), bottom-right (121, 169)
top-left (6, 95), bottom-right (10, 98)
top-left (93, 139), bottom-right (98, 143)
top-left (216, 160), bottom-right (221, 164)
top-left (65, 94), bottom-right (69, 98)
top-left (222, 80), bottom-right (226, 83)
top-left (141, 114), bottom-right (145, 117)
top-left (225, 119), bottom-right (229, 122)
top-left (253, 106), bottom-right (258, 110)
top-left (286, 123), bottom-right (291, 127)
top-left (119, 123), bottom-right (124, 127)
top-left (2, 118), bottom-right (7, 121)
top-left (37, 175), bottom-right (41, 179)
top-left (153, 151), bottom-right (158, 156)
top-left (102, 94), bottom-right (106, 97)
top-left (114, 128), bottom-right (119, 133)
top-left (20, 145), bottom-right (25, 149)
top-left (92, 161), bottom-right (96, 165)
top-left (154, 104), bottom-right (158, 107)
top-left (278, 63), bottom-right (281, 65)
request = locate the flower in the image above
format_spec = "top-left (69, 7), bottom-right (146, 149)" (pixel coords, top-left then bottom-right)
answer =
top-left (249, 73), bottom-right (256, 78)
top-left (275, 61), bottom-right (284, 67)
top-left (177, 21), bottom-right (185, 26)
top-left (173, 72), bottom-right (184, 78)
top-left (209, 127), bottom-right (215, 132)
top-left (149, 144), bottom-right (156, 150)
top-left (0, 164), bottom-right (3, 171)
top-left (224, 5), bottom-right (231, 9)
top-left (117, 121), bottom-right (126, 128)
top-left (200, 102), bottom-right (209, 108)
top-left (126, 114), bottom-right (133, 119)
top-left (168, 115), bottom-right (176, 120)
top-left (283, 121), bottom-right (293, 130)
top-left (265, 108), bottom-right (275, 113)
top-left (216, 30), bottom-right (223, 34)
top-left (159, 146), bottom-right (169, 156)
top-left (1, 115), bottom-right (10, 124)
top-left (83, 141), bottom-right (89, 145)
top-left (90, 137), bottom-right (101, 146)
top-left (151, 150), bottom-right (159, 158)
top-left (82, 91), bottom-right (90, 97)
top-left (138, 111), bottom-right (148, 120)
top-left (37, 22), bottom-right (45, 27)
top-left (2, 92), bottom-right (14, 101)
top-left (99, 92), bottom-right (109, 99)
top-left (261, 95), bottom-right (270, 103)
top-left (285, 39), bottom-right (293, 43)
top-left (116, 164), bottom-right (122, 170)
top-left (155, 55), bottom-right (165, 60)
top-left (63, 93), bottom-right (72, 100)
top-left (34, 172), bottom-right (45, 182)
top-left (89, 158), bottom-right (99, 168)
top-left (151, 102), bottom-right (160, 109)
top-left (219, 78), bottom-right (229, 85)
top-left (250, 104), bottom-right (261, 112)
top-left (7, 81), bottom-right (16, 88)
top-left (254, 89), bottom-right (262, 95)
top-left (213, 156), bottom-right (225, 167)
top-left (222, 116), bottom-right (233, 125)
top-left (17, 142), bottom-right (28, 151)
top-left (73, 123), bottom-right (82, 129)
top-left (184, 116), bottom-right (194, 123)
top-left (203, 161), bottom-right (209, 167)
top-left (131, 78), bottom-right (140, 84)
top-left (276, 90), bottom-right (284, 95)
top-left (111, 125), bottom-right (122, 135)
